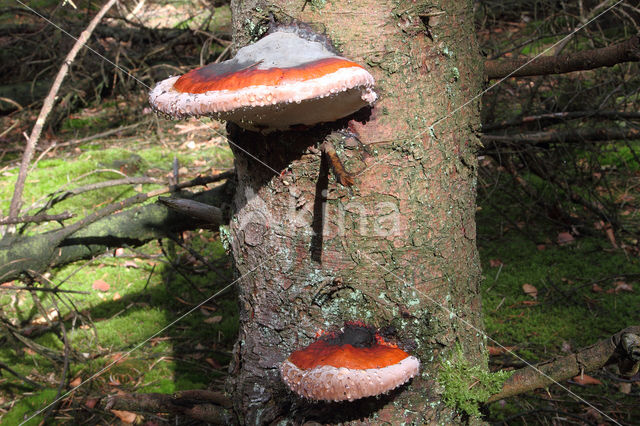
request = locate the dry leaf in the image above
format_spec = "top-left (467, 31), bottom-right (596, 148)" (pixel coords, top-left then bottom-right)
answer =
top-left (487, 346), bottom-right (516, 356)
top-left (112, 292), bottom-right (122, 301)
top-left (489, 259), bottom-right (503, 268)
top-left (618, 382), bottom-right (631, 394)
top-left (85, 398), bottom-right (98, 409)
top-left (592, 284), bottom-right (603, 293)
top-left (114, 248), bottom-right (125, 257)
top-left (92, 279), bottom-right (110, 292)
top-left (69, 376), bottom-right (82, 387)
top-left (614, 281), bottom-right (633, 293)
top-left (572, 374), bottom-right (602, 386)
top-left (557, 232), bottom-right (574, 245)
top-left (204, 315), bottom-right (223, 324)
top-left (123, 260), bottom-right (138, 268)
top-left (522, 283), bottom-right (538, 299)
top-left (32, 308), bottom-right (59, 325)
top-left (107, 352), bottom-right (126, 364)
top-left (605, 225), bottom-right (618, 248)
top-left (536, 244), bottom-right (546, 251)
top-left (110, 409), bottom-right (137, 423)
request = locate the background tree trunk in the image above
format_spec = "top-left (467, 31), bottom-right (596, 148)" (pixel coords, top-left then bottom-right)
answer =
top-left (227, 0), bottom-right (484, 423)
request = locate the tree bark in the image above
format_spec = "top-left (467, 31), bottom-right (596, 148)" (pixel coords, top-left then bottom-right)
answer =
top-left (226, 0), bottom-right (484, 423)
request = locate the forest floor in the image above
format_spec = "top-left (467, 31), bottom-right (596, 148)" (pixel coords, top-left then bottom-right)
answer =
top-left (1, 1), bottom-right (639, 424)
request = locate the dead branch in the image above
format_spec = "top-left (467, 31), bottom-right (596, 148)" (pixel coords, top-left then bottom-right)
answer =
top-left (488, 325), bottom-right (640, 402)
top-left (482, 127), bottom-right (640, 146)
top-left (0, 175), bottom-right (234, 283)
top-left (7, 0), bottom-right (119, 220)
top-left (485, 35), bottom-right (640, 79)
top-left (0, 212), bottom-right (74, 225)
top-left (102, 390), bottom-right (232, 424)
top-left (483, 110), bottom-right (640, 132)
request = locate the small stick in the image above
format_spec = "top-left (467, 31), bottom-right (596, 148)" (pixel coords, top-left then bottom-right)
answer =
top-left (320, 139), bottom-right (354, 187)
top-left (0, 212), bottom-right (74, 225)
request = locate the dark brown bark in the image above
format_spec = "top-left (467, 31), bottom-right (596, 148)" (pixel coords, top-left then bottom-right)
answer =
top-left (488, 326), bottom-right (640, 402)
top-left (227, 0), bottom-right (484, 423)
top-left (485, 35), bottom-right (640, 79)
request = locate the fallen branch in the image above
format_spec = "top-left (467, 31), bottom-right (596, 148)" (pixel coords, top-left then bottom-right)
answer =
top-left (0, 173), bottom-right (234, 283)
top-left (482, 127), bottom-right (640, 146)
top-left (102, 390), bottom-right (232, 424)
top-left (488, 325), bottom-right (640, 402)
top-left (485, 35), bottom-right (640, 79)
top-left (7, 0), bottom-right (119, 220)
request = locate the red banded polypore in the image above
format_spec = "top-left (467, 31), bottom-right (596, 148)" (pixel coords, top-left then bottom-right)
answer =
top-left (149, 30), bottom-right (377, 131)
top-left (280, 322), bottom-right (420, 402)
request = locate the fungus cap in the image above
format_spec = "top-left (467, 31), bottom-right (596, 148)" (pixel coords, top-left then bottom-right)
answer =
top-left (280, 322), bottom-right (420, 402)
top-left (149, 30), bottom-right (377, 131)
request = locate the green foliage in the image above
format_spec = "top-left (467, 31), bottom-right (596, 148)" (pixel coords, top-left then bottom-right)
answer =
top-left (438, 346), bottom-right (512, 417)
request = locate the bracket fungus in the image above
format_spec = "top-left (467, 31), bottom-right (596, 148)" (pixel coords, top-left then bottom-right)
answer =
top-left (280, 322), bottom-right (420, 402)
top-left (149, 27), bottom-right (377, 131)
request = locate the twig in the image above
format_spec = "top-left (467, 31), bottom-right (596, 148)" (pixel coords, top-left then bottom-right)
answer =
top-left (0, 285), bottom-right (89, 294)
top-left (43, 293), bottom-right (71, 422)
top-left (7, 0), bottom-right (119, 220)
top-left (321, 139), bottom-right (354, 187)
top-left (0, 361), bottom-right (42, 388)
top-left (0, 212), bottom-right (74, 225)
top-left (482, 127), bottom-right (640, 146)
top-left (42, 176), bottom-right (163, 211)
top-left (482, 110), bottom-right (640, 132)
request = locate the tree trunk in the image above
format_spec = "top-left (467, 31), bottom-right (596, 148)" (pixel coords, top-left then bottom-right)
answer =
top-left (227, 0), bottom-right (484, 423)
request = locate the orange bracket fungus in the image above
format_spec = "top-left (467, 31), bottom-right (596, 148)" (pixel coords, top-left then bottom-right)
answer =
top-left (149, 27), bottom-right (377, 131)
top-left (280, 322), bottom-right (420, 402)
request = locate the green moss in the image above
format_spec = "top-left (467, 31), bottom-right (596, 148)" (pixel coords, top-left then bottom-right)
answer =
top-left (0, 388), bottom-right (58, 425)
top-left (438, 345), bottom-right (512, 417)
top-left (308, 0), bottom-right (327, 10)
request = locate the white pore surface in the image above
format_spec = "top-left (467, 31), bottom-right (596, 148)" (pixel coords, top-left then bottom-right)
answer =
top-left (234, 31), bottom-right (337, 69)
top-left (148, 66), bottom-right (377, 131)
top-left (280, 356), bottom-right (420, 402)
